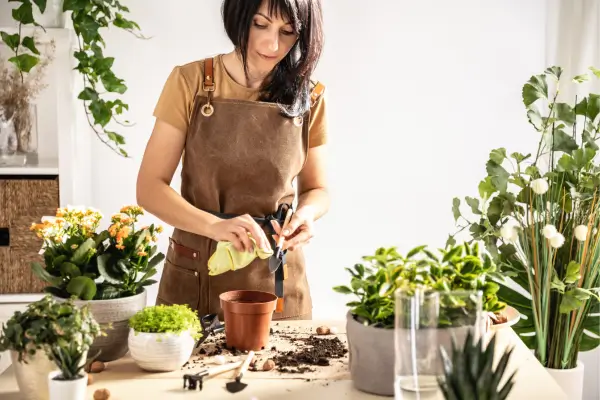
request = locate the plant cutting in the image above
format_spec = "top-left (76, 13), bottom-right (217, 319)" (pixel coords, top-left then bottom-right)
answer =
top-left (449, 66), bottom-right (600, 398)
top-left (0, 295), bottom-right (102, 400)
top-left (128, 304), bottom-right (202, 372)
top-left (332, 242), bottom-right (507, 396)
top-left (29, 204), bottom-right (166, 362)
top-left (437, 330), bottom-right (517, 400)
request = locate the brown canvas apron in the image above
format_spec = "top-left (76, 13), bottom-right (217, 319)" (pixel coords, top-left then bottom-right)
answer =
top-left (155, 57), bottom-right (323, 321)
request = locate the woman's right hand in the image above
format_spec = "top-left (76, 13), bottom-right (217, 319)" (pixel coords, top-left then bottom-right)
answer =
top-left (207, 215), bottom-right (271, 253)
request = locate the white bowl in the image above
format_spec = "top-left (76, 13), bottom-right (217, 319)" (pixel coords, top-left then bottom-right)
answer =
top-left (128, 329), bottom-right (195, 372)
top-left (489, 306), bottom-right (520, 330)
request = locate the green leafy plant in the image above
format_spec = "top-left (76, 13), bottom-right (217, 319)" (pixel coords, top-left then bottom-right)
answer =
top-left (333, 242), bottom-right (506, 329)
top-left (0, 0), bottom-right (46, 77)
top-left (129, 304), bottom-right (203, 341)
top-left (438, 330), bottom-right (517, 400)
top-left (30, 204), bottom-right (165, 300)
top-left (0, 295), bottom-right (103, 368)
top-left (64, 0), bottom-right (147, 157)
top-left (2, 0), bottom-right (146, 156)
top-left (450, 66), bottom-right (600, 369)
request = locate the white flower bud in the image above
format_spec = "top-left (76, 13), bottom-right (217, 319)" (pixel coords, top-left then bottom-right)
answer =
top-left (543, 225), bottom-right (557, 239)
top-left (531, 178), bottom-right (549, 195)
top-left (550, 233), bottom-right (565, 248)
top-left (574, 225), bottom-right (588, 241)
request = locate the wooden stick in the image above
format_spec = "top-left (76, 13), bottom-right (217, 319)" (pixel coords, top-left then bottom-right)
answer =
top-left (276, 209), bottom-right (293, 248)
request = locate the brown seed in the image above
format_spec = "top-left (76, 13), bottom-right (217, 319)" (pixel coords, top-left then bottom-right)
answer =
top-left (87, 374), bottom-right (93, 385)
top-left (316, 326), bottom-right (330, 335)
top-left (90, 361), bottom-right (106, 373)
top-left (263, 359), bottom-right (276, 371)
top-left (93, 388), bottom-right (110, 400)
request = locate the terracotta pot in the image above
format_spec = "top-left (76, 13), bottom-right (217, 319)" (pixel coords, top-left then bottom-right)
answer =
top-left (220, 290), bottom-right (277, 351)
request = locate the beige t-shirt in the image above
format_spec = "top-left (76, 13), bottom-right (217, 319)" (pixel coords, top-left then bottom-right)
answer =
top-left (153, 54), bottom-right (328, 148)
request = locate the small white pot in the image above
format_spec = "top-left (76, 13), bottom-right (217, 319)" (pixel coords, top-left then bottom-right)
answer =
top-left (545, 361), bottom-right (584, 400)
top-left (47, 370), bottom-right (87, 400)
top-left (128, 328), bottom-right (195, 372)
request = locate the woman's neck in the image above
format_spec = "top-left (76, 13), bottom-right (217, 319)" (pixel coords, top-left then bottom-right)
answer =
top-left (221, 50), bottom-right (269, 89)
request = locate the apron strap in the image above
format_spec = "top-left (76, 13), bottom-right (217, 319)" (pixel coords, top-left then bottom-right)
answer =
top-left (201, 57), bottom-right (215, 117)
top-left (310, 81), bottom-right (325, 106)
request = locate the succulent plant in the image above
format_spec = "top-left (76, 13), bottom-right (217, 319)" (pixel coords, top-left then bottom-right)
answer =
top-left (438, 330), bottom-right (517, 400)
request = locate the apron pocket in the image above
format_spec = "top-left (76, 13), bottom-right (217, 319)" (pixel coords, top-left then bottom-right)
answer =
top-left (157, 259), bottom-right (200, 312)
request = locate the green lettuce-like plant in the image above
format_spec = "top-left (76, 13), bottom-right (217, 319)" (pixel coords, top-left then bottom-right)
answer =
top-left (30, 205), bottom-right (165, 300)
top-left (0, 295), bottom-right (102, 368)
top-left (450, 66), bottom-right (600, 369)
top-left (333, 242), bottom-right (506, 329)
top-left (129, 304), bottom-right (203, 341)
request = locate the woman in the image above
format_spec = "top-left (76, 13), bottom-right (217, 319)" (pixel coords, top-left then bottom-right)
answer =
top-left (136, 0), bottom-right (329, 321)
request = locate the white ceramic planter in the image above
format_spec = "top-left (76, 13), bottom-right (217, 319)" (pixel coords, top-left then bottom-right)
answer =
top-left (54, 289), bottom-right (147, 362)
top-left (11, 350), bottom-right (58, 400)
top-left (128, 329), bottom-right (195, 372)
top-left (47, 370), bottom-right (87, 400)
top-left (545, 361), bottom-right (584, 400)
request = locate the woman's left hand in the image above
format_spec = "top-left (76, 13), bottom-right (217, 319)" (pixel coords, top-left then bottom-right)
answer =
top-left (270, 208), bottom-right (315, 251)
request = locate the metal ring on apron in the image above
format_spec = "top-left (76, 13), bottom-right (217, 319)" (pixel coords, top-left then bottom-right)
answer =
top-left (201, 103), bottom-right (214, 117)
top-left (293, 116), bottom-right (303, 126)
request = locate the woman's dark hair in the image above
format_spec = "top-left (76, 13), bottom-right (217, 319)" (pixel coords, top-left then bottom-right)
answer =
top-left (221, 0), bottom-right (324, 118)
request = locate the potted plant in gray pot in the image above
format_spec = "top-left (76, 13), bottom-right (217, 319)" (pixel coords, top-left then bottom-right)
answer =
top-left (0, 295), bottom-right (102, 400)
top-left (30, 204), bottom-right (165, 362)
top-left (333, 241), bottom-right (507, 396)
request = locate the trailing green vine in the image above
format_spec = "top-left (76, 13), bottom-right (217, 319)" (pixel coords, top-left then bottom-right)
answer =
top-left (64, 0), bottom-right (146, 157)
top-left (1, 0), bottom-right (145, 157)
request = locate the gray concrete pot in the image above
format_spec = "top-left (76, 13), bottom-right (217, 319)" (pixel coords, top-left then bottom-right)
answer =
top-left (346, 311), bottom-right (395, 396)
top-left (54, 289), bottom-right (147, 362)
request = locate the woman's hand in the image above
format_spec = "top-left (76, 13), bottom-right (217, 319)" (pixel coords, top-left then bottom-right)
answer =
top-left (270, 208), bottom-right (316, 251)
top-left (207, 215), bottom-right (271, 253)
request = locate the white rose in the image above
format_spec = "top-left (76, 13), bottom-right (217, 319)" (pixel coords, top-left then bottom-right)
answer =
top-left (501, 224), bottom-right (519, 243)
top-left (550, 233), bottom-right (565, 248)
top-left (543, 224), bottom-right (558, 239)
top-left (531, 178), bottom-right (549, 195)
top-left (574, 225), bottom-right (588, 241)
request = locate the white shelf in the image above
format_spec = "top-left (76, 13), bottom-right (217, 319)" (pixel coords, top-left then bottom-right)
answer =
top-left (0, 27), bottom-right (72, 44)
top-left (0, 158), bottom-right (58, 175)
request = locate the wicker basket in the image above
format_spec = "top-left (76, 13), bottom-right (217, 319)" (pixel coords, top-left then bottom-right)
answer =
top-left (0, 176), bottom-right (59, 294)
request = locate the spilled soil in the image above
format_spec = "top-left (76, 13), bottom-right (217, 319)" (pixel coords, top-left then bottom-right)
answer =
top-left (183, 323), bottom-right (348, 376)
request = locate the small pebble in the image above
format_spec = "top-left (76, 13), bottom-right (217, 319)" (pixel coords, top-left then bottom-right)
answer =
top-left (93, 388), bottom-right (110, 400)
top-left (330, 327), bottom-right (339, 334)
top-left (316, 326), bottom-right (330, 335)
top-left (263, 359), bottom-right (275, 371)
top-left (89, 361), bottom-right (106, 373)
top-left (214, 355), bottom-right (226, 365)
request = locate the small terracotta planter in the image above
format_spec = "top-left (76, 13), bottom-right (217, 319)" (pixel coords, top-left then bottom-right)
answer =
top-left (220, 290), bottom-right (277, 351)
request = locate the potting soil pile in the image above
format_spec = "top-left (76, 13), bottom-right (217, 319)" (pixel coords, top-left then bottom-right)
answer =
top-left (183, 322), bottom-right (350, 380)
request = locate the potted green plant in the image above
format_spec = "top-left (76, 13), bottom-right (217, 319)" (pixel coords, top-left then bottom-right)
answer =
top-left (46, 300), bottom-right (101, 400)
top-left (449, 66), bottom-right (600, 399)
top-left (30, 204), bottom-right (165, 362)
top-left (333, 242), bottom-right (505, 396)
top-left (436, 330), bottom-right (517, 400)
top-left (128, 304), bottom-right (203, 372)
top-left (0, 295), bottom-right (102, 400)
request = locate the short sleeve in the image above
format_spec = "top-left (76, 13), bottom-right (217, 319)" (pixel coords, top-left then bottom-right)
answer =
top-left (153, 66), bottom-right (194, 133)
top-left (308, 93), bottom-right (328, 147)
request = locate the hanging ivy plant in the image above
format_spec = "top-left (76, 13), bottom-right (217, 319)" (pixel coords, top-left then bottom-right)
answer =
top-left (64, 0), bottom-right (146, 157)
top-left (1, 0), bottom-right (146, 157)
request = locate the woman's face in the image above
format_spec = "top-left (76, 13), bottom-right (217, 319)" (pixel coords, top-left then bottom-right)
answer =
top-left (247, 1), bottom-right (298, 72)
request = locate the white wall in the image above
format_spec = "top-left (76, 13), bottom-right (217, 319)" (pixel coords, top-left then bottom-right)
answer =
top-left (77, 0), bottom-right (597, 397)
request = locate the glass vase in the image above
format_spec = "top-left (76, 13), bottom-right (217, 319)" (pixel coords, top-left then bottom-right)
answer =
top-left (0, 104), bottom-right (39, 166)
top-left (394, 289), bottom-right (485, 397)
